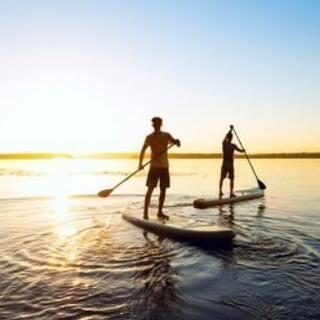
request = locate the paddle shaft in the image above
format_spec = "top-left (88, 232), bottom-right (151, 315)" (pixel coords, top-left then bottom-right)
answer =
top-left (232, 127), bottom-right (260, 182)
top-left (110, 144), bottom-right (175, 192)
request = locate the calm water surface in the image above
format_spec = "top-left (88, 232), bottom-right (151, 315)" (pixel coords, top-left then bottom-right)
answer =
top-left (0, 159), bottom-right (319, 319)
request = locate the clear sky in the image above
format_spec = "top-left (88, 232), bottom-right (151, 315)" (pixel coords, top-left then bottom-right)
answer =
top-left (0, 0), bottom-right (319, 153)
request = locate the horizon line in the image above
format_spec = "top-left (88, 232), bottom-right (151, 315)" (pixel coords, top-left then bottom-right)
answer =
top-left (0, 152), bottom-right (319, 160)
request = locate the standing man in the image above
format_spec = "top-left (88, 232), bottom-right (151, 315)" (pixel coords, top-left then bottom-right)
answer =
top-left (219, 125), bottom-right (245, 198)
top-left (139, 117), bottom-right (180, 220)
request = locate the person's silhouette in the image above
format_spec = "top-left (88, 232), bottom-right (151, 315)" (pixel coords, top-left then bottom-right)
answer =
top-left (219, 125), bottom-right (245, 198)
top-left (139, 117), bottom-right (180, 220)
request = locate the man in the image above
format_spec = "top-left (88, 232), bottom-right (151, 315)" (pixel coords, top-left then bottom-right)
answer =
top-left (219, 125), bottom-right (245, 198)
top-left (139, 117), bottom-right (180, 220)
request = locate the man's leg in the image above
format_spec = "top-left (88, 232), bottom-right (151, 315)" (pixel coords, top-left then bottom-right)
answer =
top-left (230, 178), bottom-right (236, 197)
top-left (219, 167), bottom-right (226, 198)
top-left (229, 166), bottom-right (236, 197)
top-left (158, 187), bottom-right (166, 215)
top-left (158, 168), bottom-right (170, 220)
top-left (144, 187), bottom-right (154, 219)
top-left (219, 176), bottom-right (224, 198)
top-left (157, 187), bottom-right (169, 219)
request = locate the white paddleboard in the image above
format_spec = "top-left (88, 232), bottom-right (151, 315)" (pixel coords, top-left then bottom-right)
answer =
top-left (193, 187), bottom-right (264, 209)
top-left (122, 212), bottom-right (235, 243)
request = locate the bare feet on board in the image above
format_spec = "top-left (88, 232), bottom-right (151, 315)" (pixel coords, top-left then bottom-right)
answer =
top-left (143, 213), bottom-right (149, 220)
top-left (157, 212), bottom-right (169, 220)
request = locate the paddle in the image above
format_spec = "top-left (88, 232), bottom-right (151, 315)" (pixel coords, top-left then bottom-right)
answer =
top-left (97, 143), bottom-right (176, 198)
top-left (231, 125), bottom-right (267, 190)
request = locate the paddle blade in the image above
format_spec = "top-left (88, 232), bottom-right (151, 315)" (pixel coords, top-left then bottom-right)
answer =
top-left (97, 189), bottom-right (114, 198)
top-left (257, 179), bottom-right (266, 190)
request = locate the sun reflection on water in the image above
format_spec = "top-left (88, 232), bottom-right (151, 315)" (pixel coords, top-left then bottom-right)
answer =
top-left (53, 193), bottom-right (77, 239)
top-left (48, 160), bottom-right (80, 267)
top-left (49, 193), bottom-right (79, 267)
top-left (46, 159), bottom-right (113, 273)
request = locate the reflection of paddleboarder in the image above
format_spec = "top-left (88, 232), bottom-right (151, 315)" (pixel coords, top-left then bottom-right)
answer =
top-left (219, 125), bottom-right (245, 198)
top-left (139, 117), bottom-right (180, 220)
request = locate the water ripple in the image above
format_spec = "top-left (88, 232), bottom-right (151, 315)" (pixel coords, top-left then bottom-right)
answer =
top-left (0, 195), bottom-right (319, 319)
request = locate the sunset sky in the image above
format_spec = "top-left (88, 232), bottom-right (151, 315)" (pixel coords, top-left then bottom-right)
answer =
top-left (0, 0), bottom-right (319, 153)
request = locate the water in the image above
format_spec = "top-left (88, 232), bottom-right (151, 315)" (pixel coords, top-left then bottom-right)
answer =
top-left (0, 159), bottom-right (319, 319)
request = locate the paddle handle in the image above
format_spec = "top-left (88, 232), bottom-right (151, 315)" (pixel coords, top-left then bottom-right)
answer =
top-left (231, 126), bottom-right (260, 182)
top-left (111, 143), bottom-right (175, 192)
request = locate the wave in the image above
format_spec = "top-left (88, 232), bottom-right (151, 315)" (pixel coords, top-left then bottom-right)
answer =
top-left (0, 169), bottom-right (200, 178)
top-left (0, 193), bottom-right (146, 202)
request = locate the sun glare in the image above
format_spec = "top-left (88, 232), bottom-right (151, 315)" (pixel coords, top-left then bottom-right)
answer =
top-left (48, 159), bottom-right (77, 241)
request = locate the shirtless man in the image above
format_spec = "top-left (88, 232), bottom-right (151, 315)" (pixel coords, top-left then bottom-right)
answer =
top-left (139, 117), bottom-right (180, 220)
top-left (219, 125), bottom-right (245, 198)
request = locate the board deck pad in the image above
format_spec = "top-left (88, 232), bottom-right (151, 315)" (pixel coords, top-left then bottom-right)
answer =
top-left (122, 211), bottom-right (235, 243)
top-left (193, 187), bottom-right (264, 209)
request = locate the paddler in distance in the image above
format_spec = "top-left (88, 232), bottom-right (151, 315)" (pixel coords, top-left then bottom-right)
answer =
top-left (219, 125), bottom-right (245, 198)
top-left (139, 117), bottom-right (180, 220)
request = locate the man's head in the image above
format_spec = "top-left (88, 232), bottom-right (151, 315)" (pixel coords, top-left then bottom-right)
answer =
top-left (151, 117), bottom-right (162, 131)
top-left (226, 131), bottom-right (233, 142)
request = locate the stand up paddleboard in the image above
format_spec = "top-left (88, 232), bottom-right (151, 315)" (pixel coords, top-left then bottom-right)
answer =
top-left (122, 212), bottom-right (235, 243)
top-left (193, 187), bottom-right (264, 209)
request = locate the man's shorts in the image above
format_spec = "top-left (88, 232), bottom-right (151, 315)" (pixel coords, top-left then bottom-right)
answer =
top-left (146, 167), bottom-right (170, 189)
top-left (221, 163), bottom-right (234, 179)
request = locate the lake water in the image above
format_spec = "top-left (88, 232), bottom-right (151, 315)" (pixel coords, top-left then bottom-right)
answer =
top-left (0, 159), bottom-right (319, 319)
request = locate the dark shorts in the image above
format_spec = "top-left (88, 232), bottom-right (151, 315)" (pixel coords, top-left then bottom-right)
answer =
top-left (221, 163), bottom-right (234, 179)
top-left (147, 167), bottom-right (170, 189)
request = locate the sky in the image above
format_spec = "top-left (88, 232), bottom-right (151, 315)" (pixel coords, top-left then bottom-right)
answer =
top-left (0, 0), bottom-right (319, 153)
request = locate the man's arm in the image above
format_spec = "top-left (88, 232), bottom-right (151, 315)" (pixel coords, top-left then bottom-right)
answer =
top-left (139, 139), bottom-right (149, 169)
top-left (235, 145), bottom-right (245, 153)
top-left (223, 127), bottom-right (233, 143)
top-left (168, 133), bottom-right (181, 147)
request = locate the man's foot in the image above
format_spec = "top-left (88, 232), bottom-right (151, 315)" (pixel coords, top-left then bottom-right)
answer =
top-left (230, 193), bottom-right (237, 198)
top-left (157, 212), bottom-right (169, 220)
top-left (219, 191), bottom-right (224, 198)
top-left (143, 213), bottom-right (149, 220)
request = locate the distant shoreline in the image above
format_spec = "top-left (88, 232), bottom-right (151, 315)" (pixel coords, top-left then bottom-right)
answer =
top-left (0, 152), bottom-right (319, 160)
